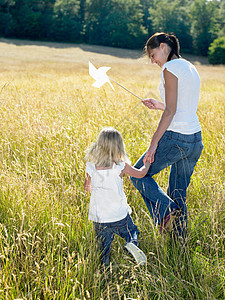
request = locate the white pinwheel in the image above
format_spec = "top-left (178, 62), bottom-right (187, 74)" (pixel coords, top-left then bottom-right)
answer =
top-left (89, 61), bottom-right (115, 90)
top-left (89, 61), bottom-right (142, 101)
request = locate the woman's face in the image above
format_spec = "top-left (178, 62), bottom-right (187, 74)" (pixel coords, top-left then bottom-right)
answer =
top-left (148, 43), bottom-right (169, 68)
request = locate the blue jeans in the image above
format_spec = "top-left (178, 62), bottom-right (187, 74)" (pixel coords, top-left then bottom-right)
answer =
top-left (94, 214), bottom-right (139, 266)
top-left (131, 130), bottom-right (203, 237)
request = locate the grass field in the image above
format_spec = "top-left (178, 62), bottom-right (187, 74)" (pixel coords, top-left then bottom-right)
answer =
top-left (0, 38), bottom-right (224, 300)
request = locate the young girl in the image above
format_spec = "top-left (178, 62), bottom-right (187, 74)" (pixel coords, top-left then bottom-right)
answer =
top-left (84, 127), bottom-right (150, 267)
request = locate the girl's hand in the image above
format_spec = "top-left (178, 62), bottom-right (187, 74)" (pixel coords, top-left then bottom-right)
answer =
top-left (143, 143), bottom-right (158, 164)
top-left (142, 98), bottom-right (164, 110)
top-left (84, 174), bottom-right (91, 192)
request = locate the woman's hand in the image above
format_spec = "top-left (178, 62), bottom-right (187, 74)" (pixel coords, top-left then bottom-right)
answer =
top-left (143, 142), bottom-right (158, 164)
top-left (142, 98), bottom-right (164, 111)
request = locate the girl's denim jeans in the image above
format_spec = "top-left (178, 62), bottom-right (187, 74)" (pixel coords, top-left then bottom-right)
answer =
top-left (131, 130), bottom-right (203, 238)
top-left (94, 214), bottom-right (139, 266)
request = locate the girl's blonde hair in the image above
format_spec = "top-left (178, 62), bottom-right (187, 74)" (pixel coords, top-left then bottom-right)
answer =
top-left (85, 127), bottom-right (129, 167)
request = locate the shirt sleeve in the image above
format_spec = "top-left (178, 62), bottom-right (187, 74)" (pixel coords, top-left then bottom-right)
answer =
top-left (115, 162), bottom-right (126, 176)
top-left (86, 162), bottom-right (94, 177)
top-left (162, 61), bottom-right (179, 79)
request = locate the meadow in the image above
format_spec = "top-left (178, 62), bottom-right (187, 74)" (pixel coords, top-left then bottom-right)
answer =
top-left (0, 38), bottom-right (224, 300)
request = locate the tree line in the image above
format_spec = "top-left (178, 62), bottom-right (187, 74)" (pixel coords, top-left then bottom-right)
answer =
top-left (0, 0), bottom-right (224, 58)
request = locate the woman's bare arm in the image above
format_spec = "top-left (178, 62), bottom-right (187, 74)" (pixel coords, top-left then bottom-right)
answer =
top-left (143, 69), bottom-right (178, 164)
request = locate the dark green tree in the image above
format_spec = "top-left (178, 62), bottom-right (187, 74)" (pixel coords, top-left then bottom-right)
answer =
top-left (50, 0), bottom-right (82, 42)
top-left (86, 0), bottom-right (147, 48)
top-left (208, 36), bottom-right (225, 64)
top-left (79, 0), bottom-right (86, 38)
top-left (85, 0), bottom-right (114, 45)
top-left (149, 0), bottom-right (192, 52)
top-left (217, 0), bottom-right (225, 37)
top-left (10, 0), bottom-right (55, 40)
top-left (140, 0), bottom-right (154, 35)
top-left (0, 0), bottom-right (15, 12)
top-left (0, 0), bottom-right (16, 36)
top-left (189, 0), bottom-right (218, 55)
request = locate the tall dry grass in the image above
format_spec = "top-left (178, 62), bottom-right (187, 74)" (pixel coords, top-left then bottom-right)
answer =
top-left (0, 39), bottom-right (224, 299)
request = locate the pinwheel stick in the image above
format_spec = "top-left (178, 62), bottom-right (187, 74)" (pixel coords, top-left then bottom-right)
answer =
top-left (108, 77), bottom-right (143, 101)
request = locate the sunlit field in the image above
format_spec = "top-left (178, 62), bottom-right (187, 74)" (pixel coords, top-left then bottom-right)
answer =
top-left (0, 38), bottom-right (224, 300)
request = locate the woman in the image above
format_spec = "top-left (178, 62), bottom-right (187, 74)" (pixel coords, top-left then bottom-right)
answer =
top-left (131, 32), bottom-right (203, 239)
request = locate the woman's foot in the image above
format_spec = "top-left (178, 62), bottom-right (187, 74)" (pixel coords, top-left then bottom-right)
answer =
top-left (160, 210), bottom-right (181, 233)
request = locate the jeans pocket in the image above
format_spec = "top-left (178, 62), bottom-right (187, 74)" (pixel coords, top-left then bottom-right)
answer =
top-left (191, 141), bottom-right (204, 162)
top-left (166, 145), bottom-right (189, 162)
top-left (158, 132), bottom-right (168, 146)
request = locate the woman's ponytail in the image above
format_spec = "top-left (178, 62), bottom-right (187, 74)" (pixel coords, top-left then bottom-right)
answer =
top-left (167, 34), bottom-right (180, 61)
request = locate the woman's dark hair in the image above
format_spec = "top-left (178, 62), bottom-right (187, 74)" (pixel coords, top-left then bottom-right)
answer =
top-left (145, 32), bottom-right (180, 61)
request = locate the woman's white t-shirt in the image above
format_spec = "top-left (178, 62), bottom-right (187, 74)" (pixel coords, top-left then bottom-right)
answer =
top-left (86, 162), bottom-right (132, 223)
top-left (159, 58), bottom-right (201, 134)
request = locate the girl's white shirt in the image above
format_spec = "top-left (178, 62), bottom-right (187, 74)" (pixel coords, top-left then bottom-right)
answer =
top-left (159, 58), bottom-right (201, 134)
top-left (86, 162), bottom-right (132, 223)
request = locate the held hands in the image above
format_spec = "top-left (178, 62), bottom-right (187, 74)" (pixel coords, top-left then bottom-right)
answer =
top-left (143, 143), bottom-right (158, 164)
top-left (142, 98), bottom-right (164, 111)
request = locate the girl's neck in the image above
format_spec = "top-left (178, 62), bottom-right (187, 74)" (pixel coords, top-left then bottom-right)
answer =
top-left (95, 162), bottom-right (114, 170)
